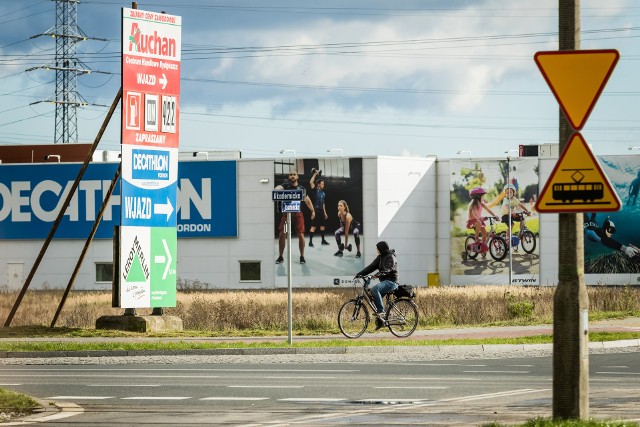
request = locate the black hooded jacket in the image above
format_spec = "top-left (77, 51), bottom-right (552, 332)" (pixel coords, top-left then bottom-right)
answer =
top-left (357, 241), bottom-right (398, 283)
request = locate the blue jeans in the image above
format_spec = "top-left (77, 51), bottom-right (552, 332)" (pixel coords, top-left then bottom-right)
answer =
top-left (370, 280), bottom-right (398, 314)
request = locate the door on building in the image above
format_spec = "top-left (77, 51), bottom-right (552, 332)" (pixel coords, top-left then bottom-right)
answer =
top-left (7, 263), bottom-right (24, 291)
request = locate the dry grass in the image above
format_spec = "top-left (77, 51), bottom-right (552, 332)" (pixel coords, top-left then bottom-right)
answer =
top-left (0, 286), bottom-right (639, 332)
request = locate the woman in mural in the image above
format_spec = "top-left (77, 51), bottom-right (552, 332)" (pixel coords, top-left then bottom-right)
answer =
top-left (334, 200), bottom-right (362, 258)
top-left (466, 187), bottom-right (498, 257)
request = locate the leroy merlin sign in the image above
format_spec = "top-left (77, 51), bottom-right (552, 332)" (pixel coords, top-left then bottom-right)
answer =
top-left (120, 226), bottom-right (177, 308)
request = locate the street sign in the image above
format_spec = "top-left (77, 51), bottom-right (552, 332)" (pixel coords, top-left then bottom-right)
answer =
top-left (534, 49), bottom-right (619, 131)
top-left (535, 133), bottom-right (621, 213)
top-left (272, 190), bottom-right (303, 201)
top-left (281, 201), bottom-right (301, 212)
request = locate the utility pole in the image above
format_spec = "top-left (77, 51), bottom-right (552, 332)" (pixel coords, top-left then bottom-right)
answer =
top-left (554, 0), bottom-right (589, 420)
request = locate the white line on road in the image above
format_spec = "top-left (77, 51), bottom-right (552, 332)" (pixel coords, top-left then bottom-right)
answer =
top-left (463, 370), bottom-right (529, 374)
top-left (397, 377), bottom-right (480, 381)
top-left (228, 385), bottom-right (304, 388)
top-left (47, 396), bottom-right (113, 400)
top-left (279, 398), bottom-right (346, 402)
top-left (374, 386), bottom-right (449, 389)
top-left (87, 384), bottom-right (161, 387)
top-left (596, 371), bottom-right (640, 375)
top-left (265, 376), bottom-right (337, 379)
top-left (0, 383), bottom-right (21, 386)
top-left (200, 397), bottom-right (270, 401)
top-left (121, 397), bottom-right (191, 400)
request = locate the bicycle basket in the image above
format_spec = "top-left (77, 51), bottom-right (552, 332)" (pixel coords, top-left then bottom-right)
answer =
top-left (393, 284), bottom-right (415, 299)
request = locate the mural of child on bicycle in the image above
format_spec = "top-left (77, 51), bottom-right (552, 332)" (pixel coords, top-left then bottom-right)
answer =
top-left (450, 158), bottom-right (540, 284)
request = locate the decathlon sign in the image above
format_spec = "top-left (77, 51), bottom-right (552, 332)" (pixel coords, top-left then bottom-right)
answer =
top-left (0, 161), bottom-right (237, 239)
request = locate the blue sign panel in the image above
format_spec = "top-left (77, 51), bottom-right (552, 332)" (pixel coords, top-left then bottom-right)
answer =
top-left (0, 161), bottom-right (237, 239)
top-left (131, 149), bottom-right (171, 181)
top-left (121, 180), bottom-right (177, 227)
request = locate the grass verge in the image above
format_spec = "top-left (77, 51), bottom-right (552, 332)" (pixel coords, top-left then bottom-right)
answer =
top-left (0, 387), bottom-right (40, 422)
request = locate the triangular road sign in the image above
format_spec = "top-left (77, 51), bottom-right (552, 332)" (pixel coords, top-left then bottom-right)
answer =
top-left (536, 133), bottom-right (620, 213)
top-left (534, 49), bottom-right (619, 130)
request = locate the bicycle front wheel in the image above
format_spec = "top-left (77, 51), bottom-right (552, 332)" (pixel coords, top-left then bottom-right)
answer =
top-left (489, 235), bottom-right (508, 261)
top-left (338, 299), bottom-right (369, 338)
top-left (386, 298), bottom-right (419, 338)
top-left (521, 230), bottom-right (536, 254)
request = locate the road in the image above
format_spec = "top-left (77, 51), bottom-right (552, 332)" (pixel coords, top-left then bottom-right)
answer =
top-left (2, 351), bottom-right (640, 425)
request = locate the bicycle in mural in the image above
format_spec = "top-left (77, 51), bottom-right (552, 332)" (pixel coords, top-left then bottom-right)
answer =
top-left (461, 216), bottom-right (508, 262)
top-left (499, 212), bottom-right (537, 254)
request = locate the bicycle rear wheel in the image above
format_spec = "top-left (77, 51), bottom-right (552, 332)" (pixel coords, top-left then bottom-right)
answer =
top-left (338, 299), bottom-right (369, 338)
top-left (386, 298), bottom-right (419, 338)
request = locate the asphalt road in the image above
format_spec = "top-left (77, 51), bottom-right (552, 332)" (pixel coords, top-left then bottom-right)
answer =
top-left (2, 350), bottom-right (640, 426)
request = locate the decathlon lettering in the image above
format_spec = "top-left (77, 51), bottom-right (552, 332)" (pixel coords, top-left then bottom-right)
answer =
top-left (132, 150), bottom-right (170, 180)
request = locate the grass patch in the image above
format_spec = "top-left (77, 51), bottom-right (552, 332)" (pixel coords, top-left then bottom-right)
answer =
top-left (0, 388), bottom-right (40, 422)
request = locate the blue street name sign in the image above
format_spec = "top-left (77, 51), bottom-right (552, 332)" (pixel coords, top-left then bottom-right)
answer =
top-left (272, 190), bottom-right (303, 201)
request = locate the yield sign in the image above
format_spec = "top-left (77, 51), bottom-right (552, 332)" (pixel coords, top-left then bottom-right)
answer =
top-left (534, 49), bottom-right (619, 130)
top-left (535, 133), bottom-right (620, 213)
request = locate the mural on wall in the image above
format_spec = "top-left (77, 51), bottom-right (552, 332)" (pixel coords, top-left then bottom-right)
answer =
top-left (273, 157), bottom-right (364, 285)
top-left (585, 155), bottom-right (640, 278)
top-left (450, 158), bottom-right (540, 285)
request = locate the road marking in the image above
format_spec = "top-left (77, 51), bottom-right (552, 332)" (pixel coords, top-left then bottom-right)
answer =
top-left (121, 397), bottom-right (191, 400)
top-left (374, 386), bottom-right (449, 389)
top-left (596, 371), bottom-right (640, 375)
top-left (201, 397), bottom-right (270, 401)
top-left (279, 398), bottom-right (346, 402)
top-left (228, 385), bottom-right (304, 389)
top-left (265, 376), bottom-right (337, 379)
top-left (463, 370), bottom-right (529, 374)
top-left (0, 383), bottom-right (21, 386)
top-left (397, 377), bottom-right (480, 381)
top-left (0, 368), bottom-right (357, 373)
top-left (443, 388), bottom-right (549, 402)
top-left (87, 384), bottom-right (161, 387)
top-left (47, 396), bottom-right (113, 400)
top-left (1, 374), bottom-right (220, 378)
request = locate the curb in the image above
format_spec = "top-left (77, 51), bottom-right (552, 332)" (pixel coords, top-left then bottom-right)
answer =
top-left (0, 340), bottom-right (637, 359)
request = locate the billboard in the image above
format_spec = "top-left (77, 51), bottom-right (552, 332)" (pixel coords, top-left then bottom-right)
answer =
top-left (273, 158), bottom-right (364, 286)
top-left (450, 158), bottom-right (540, 285)
top-left (0, 161), bottom-right (237, 240)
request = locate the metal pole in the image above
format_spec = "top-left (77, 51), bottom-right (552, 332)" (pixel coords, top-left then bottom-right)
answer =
top-left (287, 212), bottom-right (293, 345)
top-left (4, 87), bottom-right (123, 327)
top-left (51, 165), bottom-right (121, 327)
top-left (507, 157), bottom-right (513, 285)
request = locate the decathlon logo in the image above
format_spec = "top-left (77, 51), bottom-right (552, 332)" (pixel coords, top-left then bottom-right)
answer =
top-left (132, 149), bottom-right (170, 180)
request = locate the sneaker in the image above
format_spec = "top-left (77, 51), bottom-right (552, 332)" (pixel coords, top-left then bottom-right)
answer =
top-left (334, 250), bottom-right (343, 257)
top-left (309, 241), bottom-right (314, 247)
top-left (321, 240), bottom-right (330, 245)
top-left (300, 256), bottom-right (306, 264)
top-left (356, 251), bottom-right (361, 258)
top-left (275, 256), bottom-right (284, 264)
top-left (374, 317), bottom-right (384, 330)
top-left (347, 244), bottom-right (353, 252)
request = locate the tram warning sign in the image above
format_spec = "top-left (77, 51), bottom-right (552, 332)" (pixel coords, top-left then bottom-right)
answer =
top-left (535, 133), bottom-right (620, 213)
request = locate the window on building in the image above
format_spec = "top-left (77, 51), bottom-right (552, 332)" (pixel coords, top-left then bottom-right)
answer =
top-left (239, 261), bottom-right (261, 282)
top-left (96, 262), bottom-right (113, 283)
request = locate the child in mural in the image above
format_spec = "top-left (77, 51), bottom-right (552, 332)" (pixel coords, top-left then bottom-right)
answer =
top-left (584, 213), bottom-right (640, 258)
top-left (334, 200), bottom-right (362, 258)
top-left (501, 183), bottom-right (531, 250)
top-left (466, 187), bottom-right (498, 257)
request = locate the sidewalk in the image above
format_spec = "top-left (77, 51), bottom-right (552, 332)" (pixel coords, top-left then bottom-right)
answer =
top-left (1, 317), bottom-right (639, 358)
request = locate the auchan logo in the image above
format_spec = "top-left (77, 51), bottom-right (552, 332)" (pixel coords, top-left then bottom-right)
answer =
top-left (128, 23), bottom-right (177, 57)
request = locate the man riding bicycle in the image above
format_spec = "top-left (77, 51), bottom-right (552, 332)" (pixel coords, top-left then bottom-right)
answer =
top-left (354, 241), bottom-right (398, 330)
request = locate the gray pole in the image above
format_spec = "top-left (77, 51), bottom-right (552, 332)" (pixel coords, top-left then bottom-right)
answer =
top-left (507, 157), bottom-right (512, 285)
top-left (286, 212), bottom-right (293, 345)
top-left (554, 0), bottom-right (589, 420)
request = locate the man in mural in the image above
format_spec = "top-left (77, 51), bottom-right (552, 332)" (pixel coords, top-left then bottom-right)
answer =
top-left (584, 213), bottom-right (639, 258)
top-left (627, 171), bottom-right (640, 206)
top-left (275, 170), bottom-right (314, 264)
top-left (308, 168), bottom-right (330, 247)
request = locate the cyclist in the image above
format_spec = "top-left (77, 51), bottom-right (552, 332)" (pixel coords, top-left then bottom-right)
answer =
top-left (501, 183), bottom-right (531, 250)
top-left (466, 187), bottom-right (498, 257)
top-left (354, 241), bottom-right (398, 330)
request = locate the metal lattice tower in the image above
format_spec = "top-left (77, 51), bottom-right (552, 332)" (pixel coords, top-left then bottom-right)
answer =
top-left (28, 0), bottom-right (91, 143)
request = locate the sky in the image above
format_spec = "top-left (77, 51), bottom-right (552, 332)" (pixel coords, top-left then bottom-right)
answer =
top-left (1, 0), bottom-right (639, 160)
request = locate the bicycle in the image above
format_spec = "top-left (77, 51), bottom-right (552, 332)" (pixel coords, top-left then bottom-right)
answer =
top-left (499, 212), bottom-right (536, 254)
top-left (337, 275), bottom-right (419, 339)
top-left (461, 216), bottom-right (507, 262)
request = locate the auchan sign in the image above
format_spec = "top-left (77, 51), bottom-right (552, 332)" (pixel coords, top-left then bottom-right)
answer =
top-left (122, 8), bottom-right (181, 60)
